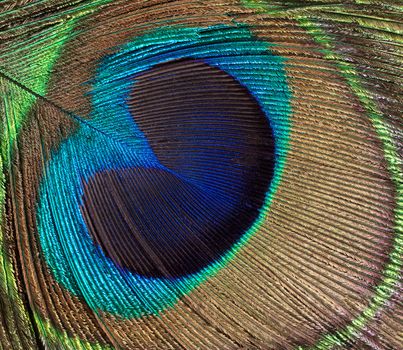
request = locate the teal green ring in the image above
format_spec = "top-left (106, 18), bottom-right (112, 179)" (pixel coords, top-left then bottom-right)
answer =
top-left (37, 24), bottom-right (291, 318)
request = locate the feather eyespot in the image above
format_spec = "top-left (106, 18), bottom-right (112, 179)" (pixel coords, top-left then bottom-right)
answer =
top-left (0, 2), bottom-right (401, 349)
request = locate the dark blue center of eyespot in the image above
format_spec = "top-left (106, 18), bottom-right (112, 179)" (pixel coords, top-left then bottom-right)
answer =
top-left (81, 59), bottom-right (275, 278)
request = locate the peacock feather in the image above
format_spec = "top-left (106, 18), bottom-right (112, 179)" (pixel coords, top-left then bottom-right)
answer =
top-left (0, 0), bottom-right (402, 349)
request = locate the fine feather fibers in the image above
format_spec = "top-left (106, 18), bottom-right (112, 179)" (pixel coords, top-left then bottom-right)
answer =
top-left (0, 1), bottom-right (401, 349)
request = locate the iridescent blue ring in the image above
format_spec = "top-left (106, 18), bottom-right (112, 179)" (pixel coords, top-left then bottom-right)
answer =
top-left (37, 24), bottom-right (290, 318)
